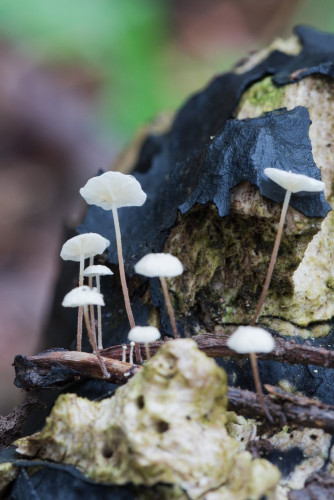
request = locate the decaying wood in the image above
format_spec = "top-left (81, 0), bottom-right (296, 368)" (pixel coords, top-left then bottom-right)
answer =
top-left (0, 396), bottom-right (44, 450)
top-left (288, 471), bottom-right (334, 500)
top-left (13, 345), bottom-right (334, 434)
top-left (14, 350), bottom-right (141, 389)
top-left (227, 384), bottom-right (334, 434)
top-left (100, 333), bottom-right (334, 369)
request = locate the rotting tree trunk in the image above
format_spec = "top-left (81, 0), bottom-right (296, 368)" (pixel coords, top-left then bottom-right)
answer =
top-left (7, 26), bottom-right (334, 500)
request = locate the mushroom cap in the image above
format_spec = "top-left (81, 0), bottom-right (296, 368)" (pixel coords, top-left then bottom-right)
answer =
top-left (60, 233), bottom-right (110, 262)
top-left (128, 326), bottom-right (161, 343)
top-left (62, 286), bottom-right (105, 307)
top-left (135, 253), bottom-right (183, 278)
top-left (80, 171), bottom-right (147, 210)
top-left (227, 326), bottom-right (275, 354)
top-left (83, 265), bottom-right (114, 277)
top-left (264, 168), bottom-right (325, 194)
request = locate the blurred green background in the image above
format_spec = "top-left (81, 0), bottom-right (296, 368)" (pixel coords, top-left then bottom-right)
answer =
top-left (0, 0), bottom-right (332, 141)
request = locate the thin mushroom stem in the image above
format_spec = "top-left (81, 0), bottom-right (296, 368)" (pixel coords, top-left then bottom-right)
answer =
top-left (144, 343), bottom-right (151, 360)
top-left (112, 207), bottom-right (135, 328)
top-left (77, 255), bottom-right (85, 351)
top-left (112, 207), bottom-right (141, 364)
top-left (249, 352), bottom-right (273, 423)
top-left (159, 276), bottom-right (179, 338)
top-left (248, 190), bottom-right (291, 422)
top-left (250, 190), bottom-right (292, 326)
top-left (83, 305), bottom-right (110, 378)
top-left (88, 256), bottom-right (97, 343)
top-left (129, 341), bottom-right (135, 364)
top-left (96, 275), bottom-right (103, 349)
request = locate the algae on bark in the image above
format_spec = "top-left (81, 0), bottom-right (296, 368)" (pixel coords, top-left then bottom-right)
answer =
top-left (156, 70), bottom-right (334, 339)
top-left (15, 340), bottom-right (280, 499)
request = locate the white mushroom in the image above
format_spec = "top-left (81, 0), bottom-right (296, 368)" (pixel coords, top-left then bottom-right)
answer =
top-left (80, 172), bottom-right (146, 334)
top-left (62, 286), bottom-right (109, 378)
top-left (128, 326), bottom-right (161, 360)
top-left (250, 169), bottom-right (326, 325)
top-left (60, 233), bottom-right (110, 351)
top-left (227, 326), bottom-right (275, 354)
top-left (135, 253), bottom-right (183, 339)
top-left (228, 326), bottom-right (275, 422)
top-left (84, 265), bottom-right (114, 349)
top-left (264, 168), bottom-right (325, 194)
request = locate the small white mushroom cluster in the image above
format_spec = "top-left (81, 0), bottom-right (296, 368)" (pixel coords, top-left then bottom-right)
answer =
top-left (60, 171), bottom-right (159, 370)
top-left (58, 170), bottom-right (187, 366)
top-left (60, 232), bottom-right (113, 377)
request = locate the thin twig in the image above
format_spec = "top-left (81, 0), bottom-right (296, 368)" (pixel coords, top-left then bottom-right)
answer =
top-left (13, 350), bottom-right (334, 433)
top-left (101, 332), bottom-right (334, 368)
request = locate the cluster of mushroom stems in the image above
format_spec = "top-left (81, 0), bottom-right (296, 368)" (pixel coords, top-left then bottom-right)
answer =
top-left (60, 167), bottom-right (325, 421)
top-left (61, 171), bottom-right (183, 377)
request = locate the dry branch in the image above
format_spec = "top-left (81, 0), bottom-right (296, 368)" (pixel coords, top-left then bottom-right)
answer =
top-left (227, 385), bottom-right (334, 434)
top-left (14, 350), bottom-right (141, 389)
top-left (100, 333), bottom-right (334, 368)
top-left (13, 343), bottom-right (334, 434)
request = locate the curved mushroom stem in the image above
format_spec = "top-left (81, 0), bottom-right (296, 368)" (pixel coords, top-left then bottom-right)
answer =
top-left (88, 256), bottom-right (97, 343)
top-left (112, 207), bottom-right (141, 363)
top-left (77, 255), bottom-right (85, 351)
top-left (248, 190), bottom-right (291, 422)
top-left (122, 345), bottom-right (127, 363)
top-left (250, 190), bottom-right (291, 326)
top-left (159, 276), bottom-right (179, 338)
top-left (96, 275), bottom-right (103, 349)
top-left (112, 207), bottom-right (135, 328)
top-left (249, 352), bottom-right (273, 422)
top-left (83, 305), bottom-right (110, 378)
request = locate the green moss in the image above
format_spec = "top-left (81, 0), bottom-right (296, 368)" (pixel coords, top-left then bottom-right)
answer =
top-left (162, 197), bottom-right (320, 332)
top-left (236, 77), bottom-right (285, 116)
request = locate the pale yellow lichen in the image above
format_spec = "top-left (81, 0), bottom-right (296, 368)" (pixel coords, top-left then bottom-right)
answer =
top-left (16, 340), bottom-right (280, 499)
top-left (0, 462), bottom-right (18, 495)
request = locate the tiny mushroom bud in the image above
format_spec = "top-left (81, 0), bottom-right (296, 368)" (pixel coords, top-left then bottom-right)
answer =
top-left (129, 341), bottom-right (135, 365)
top-left (251, 168), bottom-right (326, 326)
top-left (62, 286), bottom-right (109, 378)
top-left (122, 345), bottom-right (127, 363)
top-left (83, 265), bottom-right (114, 349)
top-left (80, 172), bottom-right (146, 337)
top-left (60, 233), bottom-right (110, 351)
top-left (228, 326), bottom-right (275, 422)
top-left (135, 253), bottom-right (183, 338)
top-left (128, 326), bottom-right (161, 360)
